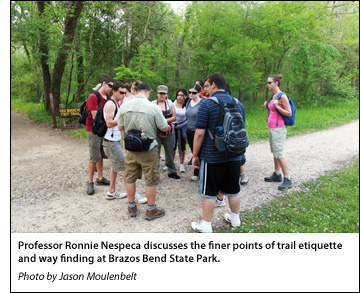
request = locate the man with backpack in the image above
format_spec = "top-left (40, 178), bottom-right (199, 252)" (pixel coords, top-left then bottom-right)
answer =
top-left (191, 72), bottom-right (245, 233)
top-left (85, 77), bottom-right (114, 195)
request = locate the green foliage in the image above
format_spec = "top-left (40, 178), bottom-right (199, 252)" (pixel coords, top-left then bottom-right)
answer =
top-left (67, 129), bottom-right (87, 139)
top-left (219, 160), bottom-right (359, 233)
top-left (11, 1), bottom-right (359, 106)
top-left (11, 99), bottom-right (52, 123)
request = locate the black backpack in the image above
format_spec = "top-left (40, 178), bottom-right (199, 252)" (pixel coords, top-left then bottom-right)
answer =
top-left (92, 99), bottom-right (118, 137)
top-left (208, 97), bottom-right (249, 157)
top-left (79, 91), bottom-right (101, 125)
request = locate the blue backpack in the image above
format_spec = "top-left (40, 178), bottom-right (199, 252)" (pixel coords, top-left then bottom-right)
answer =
top-left (274, 91), bottom-right (295, 126)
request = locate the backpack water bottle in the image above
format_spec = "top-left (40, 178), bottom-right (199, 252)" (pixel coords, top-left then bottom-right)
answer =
top-left (214, 126), bottom-right (226, 152)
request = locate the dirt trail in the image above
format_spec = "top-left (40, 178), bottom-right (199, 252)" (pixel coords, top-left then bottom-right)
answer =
top-left (11, 111), bottom-right (359, 233)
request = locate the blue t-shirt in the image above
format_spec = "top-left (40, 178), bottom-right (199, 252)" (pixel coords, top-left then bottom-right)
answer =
top-left (195, 91), bottom-right (246, 164)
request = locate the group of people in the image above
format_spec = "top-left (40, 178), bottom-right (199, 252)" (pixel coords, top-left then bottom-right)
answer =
top-left (84, 72), bottom-right (293, 232)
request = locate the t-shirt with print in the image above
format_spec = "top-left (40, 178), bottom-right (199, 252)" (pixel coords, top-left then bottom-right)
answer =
top-left (195, 91), bottom-right (246, 164)
top-left (85, 91), bottom-right (107, 132)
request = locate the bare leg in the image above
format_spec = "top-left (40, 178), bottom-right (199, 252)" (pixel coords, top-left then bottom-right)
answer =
top-left (179, 150), bottom-right (185, 165)
top-left (109, 168), bottom-right (117, 193)
top-left (202, 197), bottom-right (216, 222)
top-left (277, 158), bottom-right (290, 177)
top-left (126, 183), bottom-right (136, 203)
top-left (274, 157), bottom-right (281, 172)
top-left (228, 195), bottom-right (241, 214)
top-left (96, 159), bottom-right (104, 180)
top-left (145, 186), bottom-right (157, 206)
top-left (88, 162), bottom-right (96, 182)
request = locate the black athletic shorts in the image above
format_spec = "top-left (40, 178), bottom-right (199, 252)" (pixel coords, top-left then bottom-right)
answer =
top-left (198, 160), bottom-right (241, 198)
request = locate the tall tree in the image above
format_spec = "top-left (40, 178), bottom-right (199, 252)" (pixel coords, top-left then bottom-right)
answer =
top-left (37, 1), bottom-right (84, 111)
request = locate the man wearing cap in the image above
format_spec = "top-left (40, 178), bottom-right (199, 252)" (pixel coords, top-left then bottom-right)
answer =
top-left (152, 85), bottom-right (180, 179)
top-left (118, 83), bottom-right (170, 220)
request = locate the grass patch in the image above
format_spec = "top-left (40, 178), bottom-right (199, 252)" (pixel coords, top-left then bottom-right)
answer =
top-left (11, 99), bottom-right (53, 124)
top-left (244, 98), bottom-right (359, 142)
top-left (219, 160), bottom-right (359, 233)
top-left (67, 129), bottom-right (88, 139)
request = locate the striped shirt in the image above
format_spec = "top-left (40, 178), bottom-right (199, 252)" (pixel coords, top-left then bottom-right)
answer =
top-left (195, 91), bottom-right (246, 163)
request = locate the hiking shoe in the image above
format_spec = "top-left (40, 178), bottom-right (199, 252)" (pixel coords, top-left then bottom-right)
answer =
top-left (240, 174), bottom-right (249, 185)
top-left (264, 172), bottom-right (282, 182)
top-left (128, 205), bottom-right (138, 217)
top-left (162, 166), bottom-right (168, 171)
top-left (278, 177), bottom-right (293, 190)
top-left (145, 207), bottom-right (165, 221)
top-left (224, 213), bottom-right (241, 228)
top-left (86, 182), bottom-right (94, 195)
top-left (191, 175), bottom-right (199, 181)
top-left (216, 198), bottom-right (226, 207)
top-left (168, 173), bottom-right (180, 179)
top-left (135, 192), bottom-right (147, 204)
top-left (191, 220), bottom-right (213, 233)
top-left (96, 177), bottom-right (110, 185)
top-left (106, 190), bottom-right (127, 200)
top-left (179, 164), bottom-right (186, 173)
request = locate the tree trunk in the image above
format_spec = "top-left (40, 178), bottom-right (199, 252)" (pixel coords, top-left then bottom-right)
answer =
top-left (75, 24), bottom-right (84, 103)
top-left (50, 1), bottom-right (84, 111)
top-left (175, 5), bottom-right (192, 88)
top-left (37, 1), bottom-right (51, 111)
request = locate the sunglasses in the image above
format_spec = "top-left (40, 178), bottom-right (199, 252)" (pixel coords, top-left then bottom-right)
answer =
top-left (107, 83), bottom-right (113, 88)
top-left (267, 81), bottom-right (273, 85)
top-left (189, 91), bottom-right (198, 95)
top-left (118, 91), bottom-right (127, 94)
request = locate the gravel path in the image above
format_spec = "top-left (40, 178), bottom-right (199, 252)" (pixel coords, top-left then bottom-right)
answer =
top-left (11, 111), bottom-right (359, 233)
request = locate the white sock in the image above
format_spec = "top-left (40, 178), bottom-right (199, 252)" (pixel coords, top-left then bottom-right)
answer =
top-left (230, 213), bottom-right (240, 222)
top-left (284, 176), bottom-right (291, 180)
top-left (275, 170), bottom-right (282, 175)
top-left (201, 220), bottom-right (212, 227)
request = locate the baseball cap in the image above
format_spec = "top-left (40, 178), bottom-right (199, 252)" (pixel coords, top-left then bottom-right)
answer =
top-left (157, 85), bottom-right (168, 93)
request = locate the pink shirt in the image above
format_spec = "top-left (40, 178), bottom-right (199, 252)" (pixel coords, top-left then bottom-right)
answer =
top-left (267, 101), bottom-right (285, 128)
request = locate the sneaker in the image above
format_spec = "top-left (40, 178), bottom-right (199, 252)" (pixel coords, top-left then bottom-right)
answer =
top-left (224, 213), bottom-right (241, 228)
top-left (106, 190), bottom-right (127, 200)
top-left (96, 177), bottom-right (110, 185)
top-left (191, 175), bottom-right (199, 181)
top-left (145, 207), bottom-right (165, 221)
top-left (168, 173), bottom-right (180, 179)
top-left (240, 174), bottom-right (249, 185)
top-left (179, 164), bottom-right (185, 173)
top-left (216, 198), bottom-right (226, 207)
top-left (278, 177), bottom-right (293, 190)
top-left (264, 172), bottom-right (282, 182)
top-left (128, 205), bottom-right (138, 217)
top-left (191, 220), bottom-right (212, 233)
top-left (134, 192), bottom-right (147, 204)
top-left (86, 182), bottom-right (94, 195)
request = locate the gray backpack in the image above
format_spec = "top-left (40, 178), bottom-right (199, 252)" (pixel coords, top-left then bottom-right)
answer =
top-left (207, 97), bottom-right (249, 157)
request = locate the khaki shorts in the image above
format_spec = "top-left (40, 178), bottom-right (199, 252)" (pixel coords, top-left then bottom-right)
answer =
top-left (125, 147), bottom-right (159, 186)
top-left (268, 126), bottom-right (287, 158)
top-left (103, 139), bottom-right (125, 173)
top-left (87, 132), bottom-right (107, 163)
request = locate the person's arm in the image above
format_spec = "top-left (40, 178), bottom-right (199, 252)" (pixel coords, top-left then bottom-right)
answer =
top-left (273, 94), bottom-right (292, 117)
top-left (104, 102), bottom-right (118, 128)
top-left (167, 104), bottom-right (176, 124)
top-left (192, 129), bottom-right (205, 170)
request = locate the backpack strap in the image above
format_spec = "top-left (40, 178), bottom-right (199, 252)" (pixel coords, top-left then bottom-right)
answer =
top-left (275, 91), bottom-right (285, 101)
top-left (93, 91), bottom-right (102, 106)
